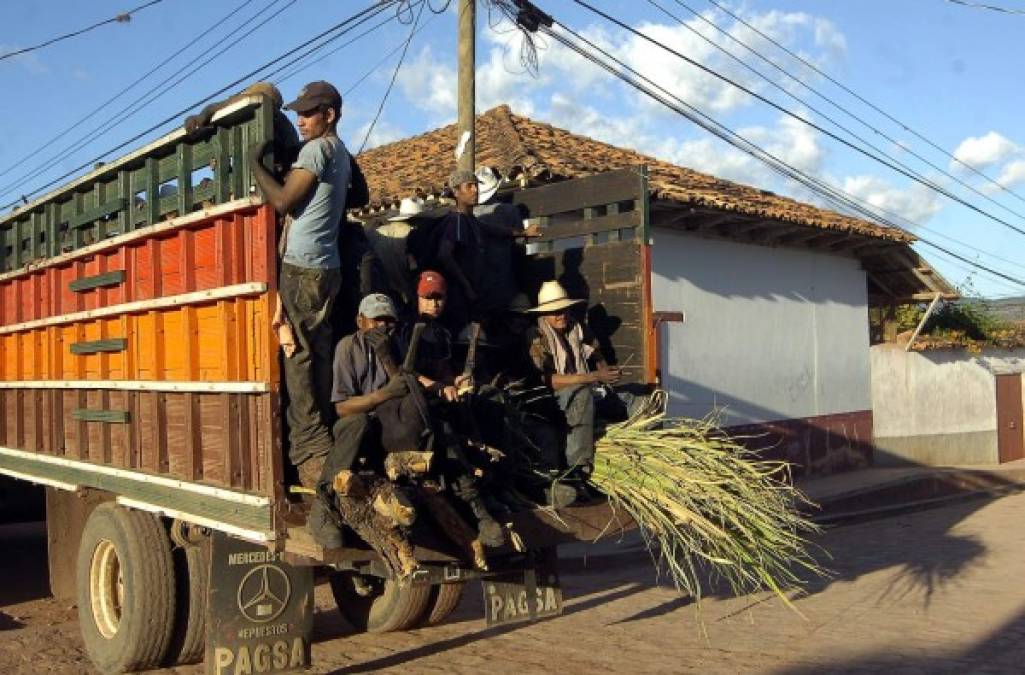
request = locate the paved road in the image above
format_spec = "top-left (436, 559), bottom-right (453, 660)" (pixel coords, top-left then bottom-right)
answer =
top-left (3, 491), bottom-right (1025, 673)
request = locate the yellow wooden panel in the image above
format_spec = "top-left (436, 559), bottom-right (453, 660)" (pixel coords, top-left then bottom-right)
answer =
top-left (161, 310), bottom-right (187, 380)
top-left (196, 303), bottom-right (228, 380)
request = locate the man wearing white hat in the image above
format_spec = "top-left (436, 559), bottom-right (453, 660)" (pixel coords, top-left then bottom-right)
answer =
top-left (366, 196), bottom-right (426, 305)
top-left (527, 281), bottom-right (623, 481)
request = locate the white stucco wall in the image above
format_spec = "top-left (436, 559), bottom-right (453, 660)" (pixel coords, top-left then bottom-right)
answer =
top-left (650, 229), bottom-right (871, 426)
top-left (870, 346), bottom-right (1025, 465)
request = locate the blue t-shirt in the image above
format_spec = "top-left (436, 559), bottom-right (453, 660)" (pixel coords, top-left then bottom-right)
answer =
top-left (283, 135), bottom-right (351, 269)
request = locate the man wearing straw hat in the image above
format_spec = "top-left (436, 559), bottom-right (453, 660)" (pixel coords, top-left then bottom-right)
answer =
top-left (527, 281), bottom-right (624, 481)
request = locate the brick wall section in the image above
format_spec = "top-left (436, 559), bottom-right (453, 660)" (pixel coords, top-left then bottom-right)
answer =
top-left (727, 410), bottom-right (874, 477)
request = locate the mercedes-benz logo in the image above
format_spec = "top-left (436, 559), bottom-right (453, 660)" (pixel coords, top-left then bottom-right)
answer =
top-left (237, 564), bottom-right (291, 624)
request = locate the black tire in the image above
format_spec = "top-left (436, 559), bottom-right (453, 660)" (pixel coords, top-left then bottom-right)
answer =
top-left (329, 572), bottom-right (431, 633)
top-left (422, 582), bottom-right (465, 626)
top-left (164, 543), bottom-right (208, 666)
top-left (76, 503), bottom-right (176, 674)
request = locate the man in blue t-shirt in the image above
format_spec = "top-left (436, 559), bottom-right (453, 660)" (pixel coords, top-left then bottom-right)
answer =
top-left (250, 80), bottom-right (352, 484)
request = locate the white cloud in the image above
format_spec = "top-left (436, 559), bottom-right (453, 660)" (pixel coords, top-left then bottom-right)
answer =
top-left (842, 175), bottom-right (942, 224)
top-left (996, 159), bottom-right (1025, 188)
top-left (395, 46), bottom-right (457, 119)
top-left (351, 119), bottom-right (405, 151)
top-left (951, 131), bottom-right (1019, 171)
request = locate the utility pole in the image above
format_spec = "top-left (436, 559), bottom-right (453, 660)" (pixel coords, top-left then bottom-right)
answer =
top-left (457, 0), bottom-right (475, 173)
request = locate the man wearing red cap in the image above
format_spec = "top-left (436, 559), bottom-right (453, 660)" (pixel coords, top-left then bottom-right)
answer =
top-left (396, 270), bottom-right (461, 401)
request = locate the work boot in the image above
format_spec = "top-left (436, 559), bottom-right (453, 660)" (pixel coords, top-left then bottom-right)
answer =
top-left (384, 451), bottom-right (434, 481)
top-left (307, 498), bottom-right (344, 550)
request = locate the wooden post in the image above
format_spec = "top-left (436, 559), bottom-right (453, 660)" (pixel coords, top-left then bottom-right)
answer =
top-left (457, 0), bottom-right (475, 173)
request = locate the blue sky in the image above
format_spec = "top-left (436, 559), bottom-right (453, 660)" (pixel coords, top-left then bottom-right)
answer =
top-left (1, 0), bottom-right (1023, 298)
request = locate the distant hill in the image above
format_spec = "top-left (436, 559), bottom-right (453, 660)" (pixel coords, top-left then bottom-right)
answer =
top-left (965, 296), bottom-right (1025, 323)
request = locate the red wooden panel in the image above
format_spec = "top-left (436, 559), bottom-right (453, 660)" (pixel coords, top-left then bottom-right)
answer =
top-left (193, 224), bottom-right (219, 290)
top-left (158, 233), bottom-right (184, 296)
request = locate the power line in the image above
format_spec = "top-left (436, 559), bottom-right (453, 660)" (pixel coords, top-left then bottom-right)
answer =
top-left (1, 0), bottom-right (401, 213)
top-left (570, 0), bottom-right (1025, 240)
top-left (946, 0), bottom-right (1025, 15)
top-left (649, 0), bottom-right (1025, 227)
top-left (702, 0), bottom-right (1025, 207)
top-left (536, 17), bottom-right (1025, 290)
top-left (0, 1), bottom-right (166, 62)
top-left (0, 0), bottom-right (256, 183)
top-left (0, 0), bottom-right (293, 201)
top-left (358, 0), bottom-right (428, 154)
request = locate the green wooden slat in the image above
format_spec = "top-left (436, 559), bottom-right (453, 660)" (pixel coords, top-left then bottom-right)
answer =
top-left (69, 270), bottom-right (126, 293)
top-left (216, 127), bottom-right (231, 203)
top-left (145, 157), bottom-right (160, 226)
top-left (69, 196), bottom-right (126, 230)
top-left (72, 192), bottom-right (85, 250)
top-left (178, 143), bottom-right (193, 216)
top-left (72, 409), bottom-right (130, 424)
top-left (30, 212), bottom-right (42, 260)
top-left (70, 338), bottom-right (128, 355)
top-left (10, 219), bottom-right (21, 269)
top-left (0, 451), bottom-right (271, 533)
top-left (117, 169), bottom-right (132, 234)
top-left (0, 225), bottom-right (7, 272)
top-left (45, 202), bottom-right (57, 258)
top-left (231, 125), bottom-right (245, 200)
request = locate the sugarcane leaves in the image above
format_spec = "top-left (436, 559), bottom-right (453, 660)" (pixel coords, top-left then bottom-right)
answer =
top-left (590, 393), bottom-right (826, 614)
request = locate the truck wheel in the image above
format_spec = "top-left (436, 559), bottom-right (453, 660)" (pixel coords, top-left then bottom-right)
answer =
top-left (76, 503), bottom-right (176, 674)
top-left (422, 582), bottom-right (465, 626)
top-left (329, 572), bottom-right (431, 633)
top-left (164, 543), bottom-right (208, 666)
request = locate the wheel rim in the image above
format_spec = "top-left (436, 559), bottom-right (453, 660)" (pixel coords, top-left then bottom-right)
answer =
top-left (89, 539), bottom-right (124, 639)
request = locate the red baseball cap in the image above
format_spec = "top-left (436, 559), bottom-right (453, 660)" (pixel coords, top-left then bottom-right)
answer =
top-left (417, 270), bottom-right (447, 298)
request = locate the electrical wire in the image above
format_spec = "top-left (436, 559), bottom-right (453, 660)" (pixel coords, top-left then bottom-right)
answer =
top-left (650, 0), bottom-right (1025, 227)
top-left (946, 0), bottom-right (1025, 15)
top-left (0, 1), bottom-right (165, 62)
top-left (357, 0), bottom-right (428, 154)
top-left (1, 0), bottom-right (400, 212)
top-left (539, 19), bottom-right (1025, 289)
top-left (0, 0), bottom-right (256, 183)
top-left (702, 0), bottom-right (1025, 207)
top-left (570, 0), bottom-right (1025, 240)
top-left (0, 0), bottom-right (293, 202)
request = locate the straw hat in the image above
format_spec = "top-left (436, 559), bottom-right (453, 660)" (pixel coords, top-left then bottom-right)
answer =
top-left (528, 281), bottom-right (585, 313)
top-left (388, 196), bottom-right (426, 222)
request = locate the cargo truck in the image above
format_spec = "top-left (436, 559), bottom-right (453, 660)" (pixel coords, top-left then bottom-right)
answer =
top-left (0, 96), bottom-right (655, 673)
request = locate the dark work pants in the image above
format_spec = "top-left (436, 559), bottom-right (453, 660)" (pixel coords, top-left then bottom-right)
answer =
top-left (279, 263), bottom-right (341, 466)
top-left (319, 414), bottom-right (372, 487)
top-left (557, 385), bottom-right (596, 472)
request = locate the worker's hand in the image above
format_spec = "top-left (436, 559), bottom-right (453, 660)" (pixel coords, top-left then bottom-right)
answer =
top-left (592, 365), bottom-right (622, 385)
top-left (455, 373), bottom-right (474, 397)
top-left (377, 377), bottom-right (409, 402)
top-left (523, 222), bottom-right (544, 238)
top-left (248, 141), bottom-right (270, 167)
top-left (441, 385), bottom-right (459, 402)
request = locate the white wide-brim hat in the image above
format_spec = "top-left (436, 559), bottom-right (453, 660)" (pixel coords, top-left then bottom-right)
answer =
top-left (388, 196), bottom-right (426, 221)
top-left (528, 281), bottom-right (585, 313)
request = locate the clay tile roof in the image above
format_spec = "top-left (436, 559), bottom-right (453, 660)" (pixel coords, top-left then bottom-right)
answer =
top-left (357, 104), bottom-right (912, 242)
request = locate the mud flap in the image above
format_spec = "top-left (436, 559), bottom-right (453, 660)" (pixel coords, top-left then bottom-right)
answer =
top-left (205, 531), bottom-right (314, 675)
top-left (482, 549), bottom-right (562, 628)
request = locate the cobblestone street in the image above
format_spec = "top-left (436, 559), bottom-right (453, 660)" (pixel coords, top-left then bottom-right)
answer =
top-left (4, 491), bottom-right (1025, 674)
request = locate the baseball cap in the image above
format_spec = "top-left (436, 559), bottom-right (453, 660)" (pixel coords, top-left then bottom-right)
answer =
top-left (284, 81), bottom-right (342, 113)
top-left (417, 270), bottom-right (447, 298)
top-left (358, 293), bottom-right (397, 320)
